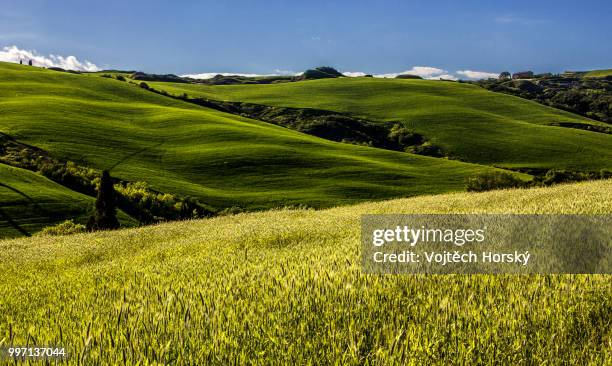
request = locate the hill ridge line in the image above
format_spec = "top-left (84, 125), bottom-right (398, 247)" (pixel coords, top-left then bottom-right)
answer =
top-left (135, 82), bottom-right (452, 158)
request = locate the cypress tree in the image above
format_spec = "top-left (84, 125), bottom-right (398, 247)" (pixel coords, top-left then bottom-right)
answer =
top-left (89, 170), bottom-right (120, 230)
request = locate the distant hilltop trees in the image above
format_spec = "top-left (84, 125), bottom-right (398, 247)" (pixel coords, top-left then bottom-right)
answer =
top-left (499, 71), bottom-right (511, 79)
top-left (498, 71), bottom-right (562, 80)
top-left (497, 71), bottom-right (535, 80)
top-left (395, 74), bottom-right (423, 80)
top-left (184, 66), bottom-right (347, 85)
top-left (294, 66), bottom-right (344, 80)
top-left (131, 72), bottom-right (188, 83)
top-left (512, 71), bottom-right (534, 79)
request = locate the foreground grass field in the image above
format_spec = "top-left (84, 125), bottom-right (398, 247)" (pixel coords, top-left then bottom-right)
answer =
top-left (151, 77), bottom-right (612, 170)
top-left (0, 164), bottom-right (134, 238)
top-left (1, 180), bottom-right (610, 365)
top-left (0, 62), bottom-right (502, 214)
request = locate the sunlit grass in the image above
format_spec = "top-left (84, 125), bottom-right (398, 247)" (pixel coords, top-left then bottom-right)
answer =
top-left (1, 180), bottom-right (610, 364)
top-left (150, 77), bottom-right (612, 171)
top-left (0, 61), bottom-right (502, 216)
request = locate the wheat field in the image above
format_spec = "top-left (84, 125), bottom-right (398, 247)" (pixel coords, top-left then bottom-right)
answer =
top-left (1, 180), bottom-right (611, 365)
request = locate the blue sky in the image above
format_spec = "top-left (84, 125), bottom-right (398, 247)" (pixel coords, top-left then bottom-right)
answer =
top-left (0, 0), bottom-right (610, 78)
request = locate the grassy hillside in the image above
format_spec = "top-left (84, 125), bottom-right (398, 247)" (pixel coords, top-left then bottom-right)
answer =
top-left (582, 69), bottom-right (612, 78)
top-left (0, 62), bottom-right (506, 213)
top-left (150, 77), bottom-right (612, 170)
top-left (1, 180), bottom-right (610, 364)
top-left (0, 164), bottom-right (134, 238)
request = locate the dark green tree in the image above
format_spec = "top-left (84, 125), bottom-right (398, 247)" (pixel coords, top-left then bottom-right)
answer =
top-left (88, 170), bottom-right (120, 230)
top-left (499, 71), bottom-right (511, 80)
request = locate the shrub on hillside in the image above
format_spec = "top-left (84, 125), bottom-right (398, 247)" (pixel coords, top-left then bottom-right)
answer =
top-left (39, 220), bottom-right (86, 236)
top-left (387, 124), bottom-right (422, 147)
top-left (406, 142), bottom-right (445, 157)
top-left (466, 171), bottom-right (526, 192)
top-left (115, 75), bottom-right (126, 81)
top-left (541, 170), bottom-right (598, 186)
top-left (114, 181), bottom-right (215, 223)
top-left (39, 160), bottom-right (99, 196)
top-left (341, 138), bottom-right (373, 147)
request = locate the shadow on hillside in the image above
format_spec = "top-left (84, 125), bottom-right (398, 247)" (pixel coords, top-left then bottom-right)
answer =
top-left (107, 140), bottom-right (166, 172)
top-left (0, 182), bottom-right (50, 215)
top-left (0, 207), bottom-right (31, 237)
top-left (0, 182), bottom-right (49, 237)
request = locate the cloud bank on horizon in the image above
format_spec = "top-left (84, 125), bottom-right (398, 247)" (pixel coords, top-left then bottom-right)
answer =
top-left (456, 70), bottom-right (499, 79)
top-left (0, 45), bottom-right (99, 71)
top-left (183, 69), bottom-right (301, 79)
top-left (0, 45), bottom-right (500, 80)
top-left (184, 66), bottom-right (500, 81)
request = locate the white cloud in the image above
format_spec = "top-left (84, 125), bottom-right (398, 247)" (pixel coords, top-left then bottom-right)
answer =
top-left (494, 15), bottom-right (547, 25)
top-left (374, 66), bottom-right (448, 79)
top-left (273, 69), bottom-right (299, 76)
top-left (374, 66), bottom-right (447, 80)
top-left (434, 74), bottom-right (459, 81)
top-left (368, 66), bottom-right (496, 81)
top-left (342, 71), bottom-right (367, 77)
top-left (0, 45), bottom-right (99, 71)
top-left (182, 70), bottom-right (301, 79)
top-left (405, 66), bottom-right (446, 78)
top-left (373, 72), bottom-right (401, 78)
top-left (456, 70), bottom-right (498, 80)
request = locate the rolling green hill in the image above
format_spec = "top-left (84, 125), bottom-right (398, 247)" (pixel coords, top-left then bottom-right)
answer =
top-left (0, 62), bottom-right (503, 217)
top-left (149, 77), bottom-right (612, 170)
top-left (1, 180), bottom-right (610, 364)
top-left (0, 164), bottom-right (134, 238)
top-left (582, 69), bottom-right (612, 78)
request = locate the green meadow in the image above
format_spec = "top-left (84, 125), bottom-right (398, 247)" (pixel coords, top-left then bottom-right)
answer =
top-left (582, 69), bottom-right (612, 78)
top-left (0, 62), bottom-right (504, 218)
top-left (0, 164), bottom-right (134, 238)
top-left (0, 57), bottom-right (610, 365)
top-left (0, 2), bottom-right (609, 364)
top-left (1, 180), bottom-right (610, 364)
top-left (150, 77), bottom-right (612, 170)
